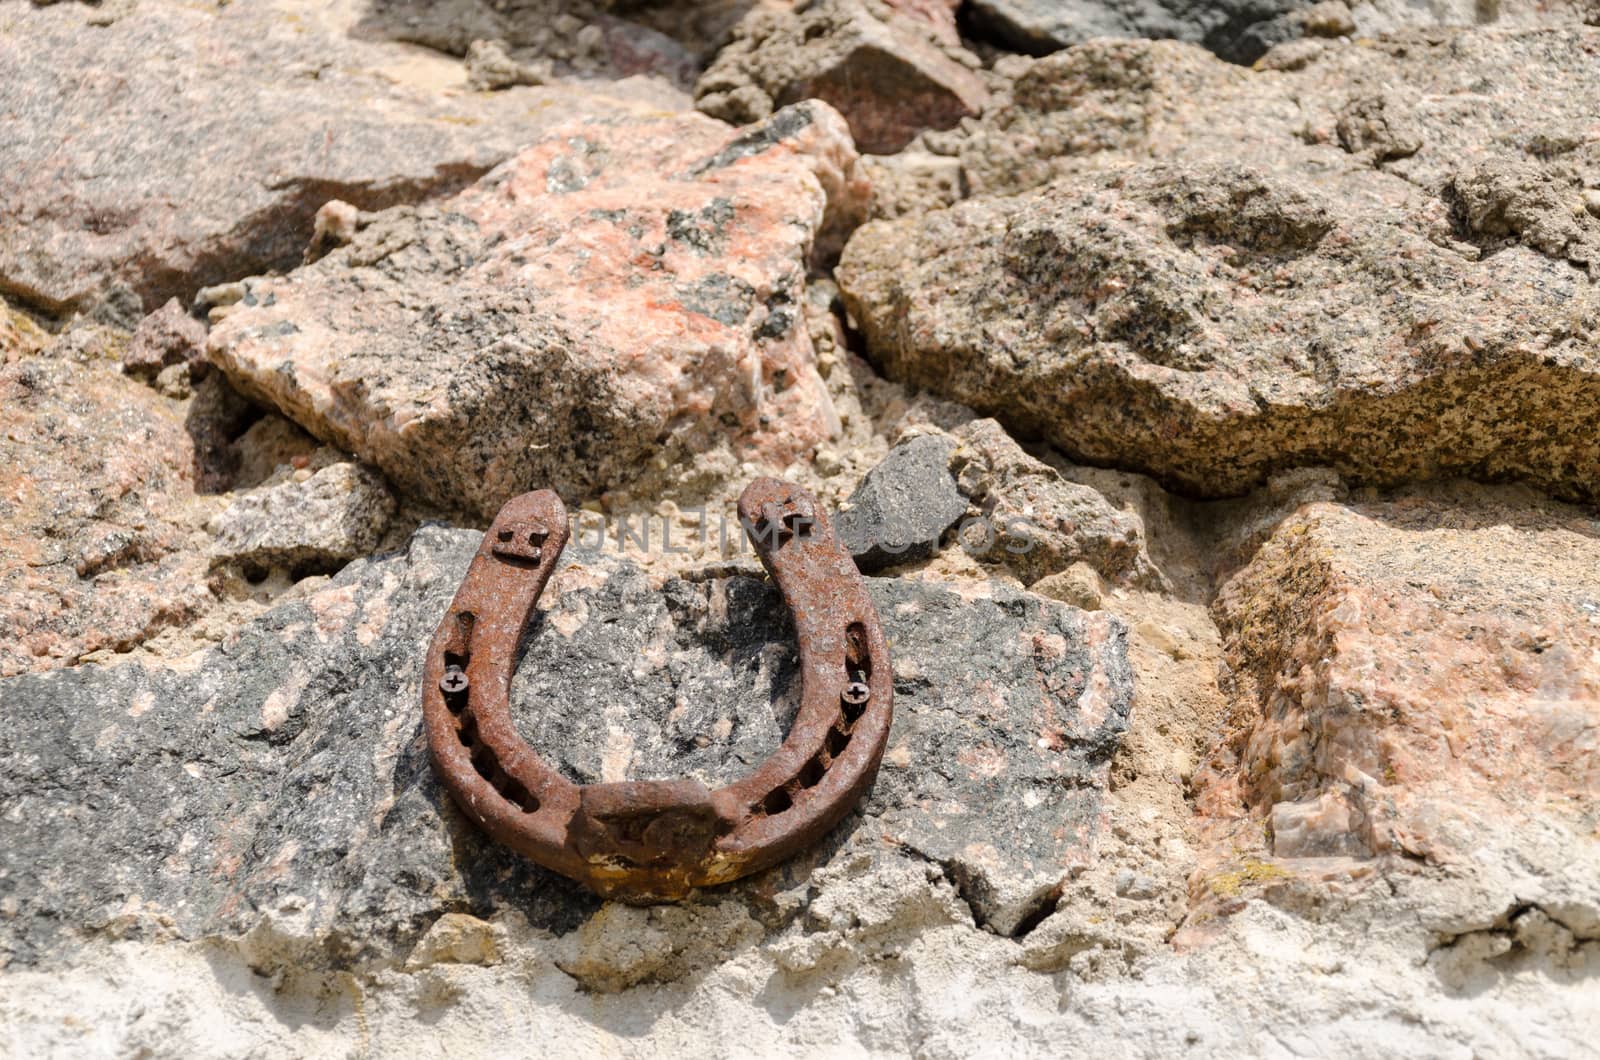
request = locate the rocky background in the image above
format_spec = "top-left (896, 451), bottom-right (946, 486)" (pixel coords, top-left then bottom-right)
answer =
top-left (2, 0), bottom-right (1598, 1054)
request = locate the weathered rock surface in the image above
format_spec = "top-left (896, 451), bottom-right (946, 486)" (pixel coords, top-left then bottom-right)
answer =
top-left (840, 154), bottom-right (1600, 502)
top-left (949, 419), bottom-right (1161, 587)
top-left (0, 348), bottom-right (216, 677)
top-left (209, 463), bottom-right (397, 573)
top-left (834, 434), bottom-right (966, 570)
top-left (1204, 486), bottom-right (1600, 867)
top-left (0, 0), bottom-right (674, 317)
top-left (0, 524), bottom-right (1131, 966)
top-left (209, 102), bottom-right (866, 518)
top-left (695, 0), bottom-right (990, 154)
top-left (851, 29), bottom-right (1600, 503)
top-left (12, 8), bottom-right (1600, 1057)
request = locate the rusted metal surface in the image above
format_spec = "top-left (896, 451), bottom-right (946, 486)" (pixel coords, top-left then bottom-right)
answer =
top-left (422, 478), bottom-right (894, 902)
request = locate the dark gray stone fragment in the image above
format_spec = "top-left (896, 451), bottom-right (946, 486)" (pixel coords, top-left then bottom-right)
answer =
top-left (835, 435), bottom-right (968, 572)
top-left (0, 526), bottom-right (1130, 965)
top-left (966, 0), bottom-right (1311, 65)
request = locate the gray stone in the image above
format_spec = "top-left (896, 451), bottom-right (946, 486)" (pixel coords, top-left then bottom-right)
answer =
top-left (963, 0), bottom-right (1554, 64)
top-left (352, 0), bottom-right (704, 87)
top-left (911, 28), bottom-right (1600, 213)
top-left (966, 0), bottom-right (1312, 64)
top-left (1443, 157), bottom-right (1600, 270)
top-left (209, 463), bottom-right (397, 572)
top-left (0, 525), bottom-right (1130, 966)
top-left (834, 434), bottom-right (967, 572)
top-left (1335, 90), bottom-right (1424, 163)
top-left (0, 0), bottom-right (665, 317)
top-left (465, 38), bottom-right (551, 90)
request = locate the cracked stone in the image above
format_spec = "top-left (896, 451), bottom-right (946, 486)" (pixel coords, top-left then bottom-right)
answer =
top-left (948, 419), bottom-right (1161, 587)
top-left (840, 159), bottom-right (1600, 503)
top-left (0, 523), bottom-right (1130, 965)
top-left (121, 298), bottom-right (207, 381)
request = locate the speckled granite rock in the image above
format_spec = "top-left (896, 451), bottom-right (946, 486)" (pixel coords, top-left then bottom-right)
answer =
top-left (209, 463), bottom-right (397, 572)
top-left (834, 434), bottom-right (966, 571)
top-left (0, 349), bottom-right (216, 677)
top-left (1202, 486), bottom-right (1600, 867)
top-left (209, 102), bottom-right (867, 518)
top-left (949, 419), bottom-right (1160, 587)
top-left (840, 158), bottom-right (1600, 501)
top-left (850, 28), bottom-right (1600, 502)
top-left (0, 0), bottom-right (670, 317)
top-left (520, 553), bottom-right (1132, 938)
top-left (0, 524), bottom-right (1130, 966)
top-left (694, 0), bottom-right (989, 154)
top-left (940, 39), bottom-right (1246, 202)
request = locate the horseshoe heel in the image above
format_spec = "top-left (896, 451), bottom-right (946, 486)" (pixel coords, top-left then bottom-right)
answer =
top-left (422, 477), bottom-right (894, 902)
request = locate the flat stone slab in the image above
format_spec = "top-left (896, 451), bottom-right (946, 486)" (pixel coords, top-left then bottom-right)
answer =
top-left (0, 526), bottom-right (1131, 967)
top-left (0, 0), bottom-right (666, 317)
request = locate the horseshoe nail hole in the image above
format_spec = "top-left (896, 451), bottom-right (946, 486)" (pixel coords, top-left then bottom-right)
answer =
top-left (493, 771), bottom-right (540, 813)
top-left (845, 622), bottom-right (871, 676)
top-left (826, 725), bottom-right (849, 758)
top-left (782, 512), bottom-right (814, 540)
top-left (497, 529), bottom-right (514, 542)
top-left (797, 756), bottom-right (824, 789)
top-left (465, 738), bottom-right (541, 815)
top-left (761, 786), bottom-right (793, 816)
top-left (471, 745), bottom-right (496, 776)
top-left (457, 715), bottom-right (478, 748)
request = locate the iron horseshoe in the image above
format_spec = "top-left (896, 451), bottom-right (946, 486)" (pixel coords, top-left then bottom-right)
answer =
top-left (422, 477), bottom-right (894, 902)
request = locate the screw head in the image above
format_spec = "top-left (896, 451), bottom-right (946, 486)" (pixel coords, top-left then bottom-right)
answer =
top-left (440, 667), bottom-right (469, 695)
top-left (842, 681), bottom-right (870, 706)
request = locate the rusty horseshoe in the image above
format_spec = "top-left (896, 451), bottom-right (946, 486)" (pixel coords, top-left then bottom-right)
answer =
top-left (422, 477), bottom-right (894, 902)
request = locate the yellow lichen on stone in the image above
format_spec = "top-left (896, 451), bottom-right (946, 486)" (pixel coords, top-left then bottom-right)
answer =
top-left (1207, 859), bottom-right (1292, 898)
